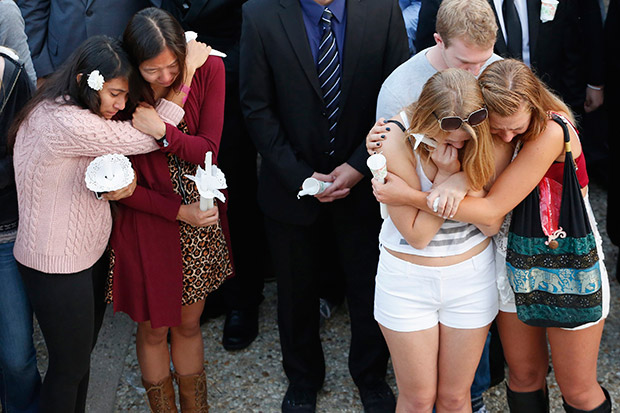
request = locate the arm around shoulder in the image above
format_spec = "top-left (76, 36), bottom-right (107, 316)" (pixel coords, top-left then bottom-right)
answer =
top-left (158, 58), bottom-right (225, 164)
top-left (48, 103), bottom-right (160, 157)
top-left (451, 120), bottom-right (566, 227)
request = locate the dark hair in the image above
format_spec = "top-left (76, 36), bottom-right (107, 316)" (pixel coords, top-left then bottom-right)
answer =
top-left (123, 7), bottom-right (187, 106)
top-left (8, 35), bottom-right (134, 148)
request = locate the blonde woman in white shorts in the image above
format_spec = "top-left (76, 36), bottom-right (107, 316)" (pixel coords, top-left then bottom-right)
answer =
top-left (373, 69), bottom-right (498, 412)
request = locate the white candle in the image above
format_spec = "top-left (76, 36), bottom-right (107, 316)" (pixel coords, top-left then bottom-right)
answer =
top-left (200, 152), bottom-right (215, 211)
top-left (297, 177), bottom-right (333, 198)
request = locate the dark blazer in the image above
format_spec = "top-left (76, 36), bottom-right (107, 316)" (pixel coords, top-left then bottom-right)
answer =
top-left (161, 0), bottom-right (245, 73)
top-left (605, 0), bottom-right (620, 247)
top-left (240, 0), bottom-right (409, 225)
top-left (414, 0), bottom-right (441, 53)
top-left (490, 0), bottom-right (604, 111)
top-left (1, 51), bottom-right (33, 227)
top-left (18, 0), bottom-right (154, 78)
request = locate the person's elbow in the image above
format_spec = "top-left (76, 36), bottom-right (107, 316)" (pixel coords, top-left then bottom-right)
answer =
top-left (404, 234), bottom-right (433, 250)
top-left (478, 216), bottom-right (504, 237)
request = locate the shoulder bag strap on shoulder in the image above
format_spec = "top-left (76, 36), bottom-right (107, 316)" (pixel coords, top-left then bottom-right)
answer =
top-left (0, 52), bottom-right (23, 116)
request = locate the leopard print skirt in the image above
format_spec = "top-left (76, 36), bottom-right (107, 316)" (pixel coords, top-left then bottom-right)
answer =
top-left (105, 121), bottom-right (232, 306)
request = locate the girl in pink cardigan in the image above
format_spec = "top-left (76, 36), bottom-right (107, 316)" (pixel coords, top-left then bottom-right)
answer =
top-left (9, 36), bottom-right (185, 413)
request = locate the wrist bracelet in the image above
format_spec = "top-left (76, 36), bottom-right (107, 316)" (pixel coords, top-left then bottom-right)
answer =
top-left (587, 84), bottom-right (603, 91)
top-left (180, 84), bottom-right (191, 94)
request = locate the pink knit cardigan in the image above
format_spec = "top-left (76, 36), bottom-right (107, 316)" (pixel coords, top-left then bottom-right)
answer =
top-left (13, 98), bottom-right (184, 274)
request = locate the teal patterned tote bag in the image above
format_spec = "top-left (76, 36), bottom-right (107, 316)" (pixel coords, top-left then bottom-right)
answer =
top-left (506, 114), bottom-right (602, 328)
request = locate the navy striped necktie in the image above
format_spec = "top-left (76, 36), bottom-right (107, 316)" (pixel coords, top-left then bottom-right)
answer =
top-left (317, 8), bottom-right (341, 147)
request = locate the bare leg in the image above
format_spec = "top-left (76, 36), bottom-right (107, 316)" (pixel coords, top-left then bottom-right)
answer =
top-left (380, 324), bottom-right (439, 413)
top-left (436, 324), bottom-right (490, 413)
top-left (548, 321), bottom-right (606, 410)
top-left (136, 321), bottom-right (171, 384)
top-left (170, 300), bottom-right (206, 376)
top-left (496, 312), bottom-right (548, 392)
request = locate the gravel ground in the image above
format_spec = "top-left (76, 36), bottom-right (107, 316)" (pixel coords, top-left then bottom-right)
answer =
top-left (26, 181), bottom-right (619, 412)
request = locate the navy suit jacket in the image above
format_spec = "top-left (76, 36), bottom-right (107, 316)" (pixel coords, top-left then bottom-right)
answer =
top-left (18, 0), bottom-right (156, 77)
top-left (239, 0), bottom-right (409, 225)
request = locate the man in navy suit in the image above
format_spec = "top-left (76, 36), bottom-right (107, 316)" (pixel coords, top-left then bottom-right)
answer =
top-left (240, 0), bottom-right (408, 411)
top-left (18, 0), bottom-right (154, 81)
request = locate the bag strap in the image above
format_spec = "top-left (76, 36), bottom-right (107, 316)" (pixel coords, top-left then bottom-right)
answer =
top-left (0, 52), bottom-right (23, 116)
top-left (550, 113), bottom-right (571, 151)
top-left (549, 113), bottom-right (580, 171)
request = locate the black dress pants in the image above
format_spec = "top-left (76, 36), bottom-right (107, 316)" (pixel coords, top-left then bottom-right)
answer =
top-left (265, 203), bottom-right (389, 390)
top-left (217, 71), bottom-right (269, 311)
top-left (18, 254), bottom-right (108, 413)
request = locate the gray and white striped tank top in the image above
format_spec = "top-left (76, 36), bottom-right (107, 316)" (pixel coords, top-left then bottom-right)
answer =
top-left (378, 112), bottom-right (488, 257)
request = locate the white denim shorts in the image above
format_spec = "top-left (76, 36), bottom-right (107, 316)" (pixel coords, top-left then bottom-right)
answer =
top-left (374, 242), bottom-right (498, 332)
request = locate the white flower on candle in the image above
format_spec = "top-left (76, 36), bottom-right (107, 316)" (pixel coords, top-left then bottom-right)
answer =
top-left (87, 70), bottom-right (105, 91)
top-left (185, 152), bottom-right (227, 210)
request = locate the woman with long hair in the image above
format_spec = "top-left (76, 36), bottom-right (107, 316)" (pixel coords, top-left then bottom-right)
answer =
top-left (10, 35), bottom-right (185, 412)
top-left (107, 8), bottom-right (231, 412)
top-left (373, 68), bottom-right (498, 412)
top-left (369, 60), bottom-right (611, 413)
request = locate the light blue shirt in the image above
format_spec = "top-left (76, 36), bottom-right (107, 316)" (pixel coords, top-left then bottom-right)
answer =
top-left (399, 0), bottom-right (422, 56)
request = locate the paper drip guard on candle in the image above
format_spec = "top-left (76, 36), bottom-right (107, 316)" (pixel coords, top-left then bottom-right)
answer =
top-left (85, 153), bottom-right (135, 199)
top-left (297, 177), bottom-right (333, 199)
top-left (185, 152), bottom-right (227, 210)
top-left (367, 153), bottom-right (389, 219)
top-left (184, 31), bottom-right (227, 58)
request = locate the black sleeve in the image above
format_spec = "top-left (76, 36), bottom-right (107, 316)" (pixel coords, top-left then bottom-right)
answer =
top-left (415, 0), bottom-right (441, 52)
top-left (346, 0), bottom-right (409, 174)
top-left (0, 59), bottom-right (33, 190)
top-left (239, 5), bottom-right (313, 192)
top-left (578, 0), bottom-right (605, 86)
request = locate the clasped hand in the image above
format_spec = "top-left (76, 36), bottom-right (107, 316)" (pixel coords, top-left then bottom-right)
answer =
top-left (312, 163), bottom-right (363, 203)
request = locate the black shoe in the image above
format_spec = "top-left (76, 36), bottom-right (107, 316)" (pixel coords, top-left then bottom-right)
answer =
top-left (222, 308), bottom-right (259, 351)
top-left (281, 384), bottom-right (317, 413)
top-left (358, 380), bottom-right (396, 413)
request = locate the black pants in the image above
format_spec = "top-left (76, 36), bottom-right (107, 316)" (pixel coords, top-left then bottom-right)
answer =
top-left (265, 205), bottom-right (389, 391)
top-left (216, 72), bottom-right (269, 310)
top-left (18, 255), bottom-right (108, 413)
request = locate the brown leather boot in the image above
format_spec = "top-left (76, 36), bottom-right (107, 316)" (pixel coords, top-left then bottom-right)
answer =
top-left (142, 374), bottom-right (178, 413)
top-left (174, 369), bottom-right (209, 412)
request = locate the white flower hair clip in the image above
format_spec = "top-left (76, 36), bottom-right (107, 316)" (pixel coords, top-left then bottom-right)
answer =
top-left (87, 70), bottom-right (105, 91)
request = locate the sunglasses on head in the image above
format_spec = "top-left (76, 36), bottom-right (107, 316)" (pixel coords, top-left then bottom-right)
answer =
top-left (433, 107), bottom-right (488, 131)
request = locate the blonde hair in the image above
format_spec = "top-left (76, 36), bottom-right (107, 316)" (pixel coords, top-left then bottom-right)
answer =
top-left (436, 0), bottom-right (498, 48)
top-left (479, 59), bottom-right (574, 143)
top-left (404, 69), bottom-right (495, 190)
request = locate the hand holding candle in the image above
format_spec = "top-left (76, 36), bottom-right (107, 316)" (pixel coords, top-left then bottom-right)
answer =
top-left (367, 153), bottom-right (389, 219)
top-left (297, 177), bottom-right (333, 199)
top-left (185, 152), bottom-right (227, 211)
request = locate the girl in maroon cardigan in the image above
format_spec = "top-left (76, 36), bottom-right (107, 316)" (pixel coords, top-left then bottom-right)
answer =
top-left (107, 8), bottom-right (232, 412)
